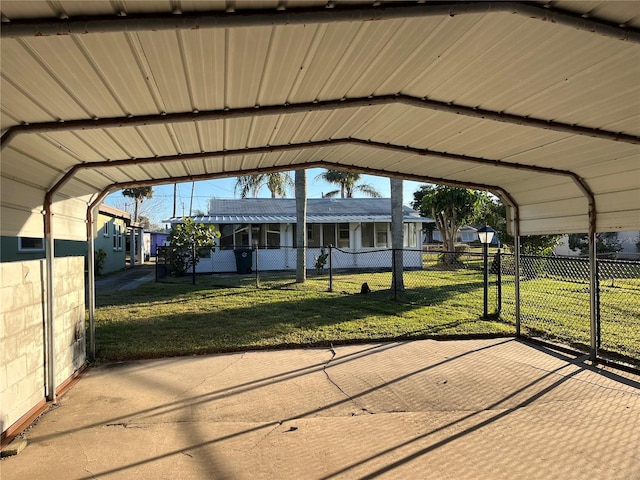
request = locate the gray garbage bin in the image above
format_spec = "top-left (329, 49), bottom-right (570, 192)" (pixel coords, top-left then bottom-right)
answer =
top-left (234, 249), bottom-right (253, 274)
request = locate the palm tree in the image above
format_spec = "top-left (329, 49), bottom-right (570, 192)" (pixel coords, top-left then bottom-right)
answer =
top-left (235, 172), bottom-right (294, 198)
top-left (390, 177), bottom-right (405, 291)
top-left (314, 169), bottom-right (382, 198)
top-left (295, 169), bottom-right (307, 283)
top-left (122, 187), bottom-right (153, 222)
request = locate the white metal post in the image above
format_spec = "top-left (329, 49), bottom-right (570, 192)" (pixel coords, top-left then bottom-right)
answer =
top-left (44, 204), bottom-right (56, 402)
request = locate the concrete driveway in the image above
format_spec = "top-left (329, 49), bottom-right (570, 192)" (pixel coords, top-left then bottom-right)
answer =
top-left (1, 338), bottom-right (638, 479)
top-left (95, 264), bottom-right (156, 292)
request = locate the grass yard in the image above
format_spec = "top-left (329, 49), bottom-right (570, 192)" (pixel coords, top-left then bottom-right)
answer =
top-left (94, 271), bottom-right (512, 362)
top-left (94, 265), bottom-right (639, 365)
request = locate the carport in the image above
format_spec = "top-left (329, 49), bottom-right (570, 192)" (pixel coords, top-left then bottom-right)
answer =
top-left (1, 0), bottom-right (639, 444)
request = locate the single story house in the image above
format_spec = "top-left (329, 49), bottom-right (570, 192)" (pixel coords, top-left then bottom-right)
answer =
top-left (95, 205), bottom-right (147, 274)
top-left (165, 198), bottom-right (431, 273)
top-left (147, 231), bottom-right (169, 256)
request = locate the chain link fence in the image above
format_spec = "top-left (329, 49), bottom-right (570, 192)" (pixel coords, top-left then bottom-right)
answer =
top-left (500, 254), bottom-right (640, 365)
top-left (598, 259), bottom-right (640, 362)
top-left (155, 244), bottom-right (638, 366)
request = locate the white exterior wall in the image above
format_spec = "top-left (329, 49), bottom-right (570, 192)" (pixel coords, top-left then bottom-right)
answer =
top-left (194, 222), bottom-right (423, 273)
top-left (1, 257), bottom-right (85, 437)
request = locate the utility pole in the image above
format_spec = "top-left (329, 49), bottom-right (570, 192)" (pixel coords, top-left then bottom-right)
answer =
top-left (189, 181), bottom-right (195, 216)
top-left (173, 183), bottom-right (177, 217)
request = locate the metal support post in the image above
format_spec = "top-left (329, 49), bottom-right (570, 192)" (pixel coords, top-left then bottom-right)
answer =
top-left (483, 242), bottom-right (489, 318)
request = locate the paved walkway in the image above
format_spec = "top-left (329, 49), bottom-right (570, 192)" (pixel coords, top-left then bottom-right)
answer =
top-left (95, 264), bottom-right (156, 292)
top-left (1, 339), bottom-right (639, 479)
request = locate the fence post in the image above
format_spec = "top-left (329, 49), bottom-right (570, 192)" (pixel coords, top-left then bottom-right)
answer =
top-left (595, 257), bottom-right (601, 350)
top-left (328, 245), bottom-right (333, 292)
top-left (588, 232), bottom-right (598, 361)
top-left (254, 245), bottom-right (260, 288)
top-left (497, 248), bottom-right (502, 315)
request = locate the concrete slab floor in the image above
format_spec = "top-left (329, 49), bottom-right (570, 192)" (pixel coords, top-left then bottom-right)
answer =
top-left (1, 338), bottom-right (638, 480)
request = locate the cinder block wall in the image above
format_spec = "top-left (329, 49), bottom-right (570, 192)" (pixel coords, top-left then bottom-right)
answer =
top-left (1, 257), bottom-right (86, 437)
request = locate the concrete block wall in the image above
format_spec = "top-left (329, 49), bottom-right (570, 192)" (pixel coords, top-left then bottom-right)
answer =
top-left (53, 257), bottom-right (86, 386)
top-left (1, 257), bottom-right (85, 437)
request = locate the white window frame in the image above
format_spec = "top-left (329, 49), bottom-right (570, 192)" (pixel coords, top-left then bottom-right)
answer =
top-left (103, 221), bottom-right (110, 237)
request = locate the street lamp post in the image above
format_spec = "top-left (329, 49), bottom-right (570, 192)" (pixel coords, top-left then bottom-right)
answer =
top-left (477, 225), bottom-right (495, 318)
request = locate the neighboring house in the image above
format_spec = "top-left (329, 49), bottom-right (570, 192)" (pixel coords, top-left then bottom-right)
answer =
top-left (165, 198), bottom-right (431, 273)
top-left (430, 225), bottom-right (479, 244)
top-left (148, 231), bottom-right (169, 256)
top-left (95, 205), bottom-right (130, 274)
top-left (0, 205), bottom-right (144, 271)
top-left (555, 232), bottom-right (640, 259)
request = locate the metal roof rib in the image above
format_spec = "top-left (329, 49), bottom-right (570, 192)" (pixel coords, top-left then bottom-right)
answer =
top-left (0, 0), bottom-right (639, 240)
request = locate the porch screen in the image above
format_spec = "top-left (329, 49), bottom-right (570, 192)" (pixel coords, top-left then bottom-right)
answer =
top-left (235, 224), bottom-right (250, 247)
top-left (361, 223), bottom-right (374, 247)
top-left (323, 224), bottom-right (336, 247)
top-left (220, 225), bottom-right (234, 249)
top-left (267, 224), bottom-right (280, 249)
top-left (308, 224), bottom-right (321, 247)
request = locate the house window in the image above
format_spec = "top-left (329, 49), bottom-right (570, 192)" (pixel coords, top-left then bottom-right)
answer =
top-left (337, 223), bottom-right (350, 248)
top-left (18, 237), bottom-right (44, 251)
top-left (404, 223), bottom-right (417, 247)
top-left (361, 223), bottom-right (374, 248)
top-left (460, 230), bottom-right (476, 243)
top-left (113, 223), bottom-right (118, 250)
top-left (375, 223), bottom-right (388, 248)
top-left (322, 224), bottom-right (336, 247)
top-left (103, 222), bottom-right (110, 237)
top-left (118, 225), bottom-right (123, 250)
top-left (307, 224), bottom-right (321, 247)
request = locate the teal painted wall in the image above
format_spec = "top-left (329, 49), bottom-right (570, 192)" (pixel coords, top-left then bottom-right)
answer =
top-left (94, 213), bottom-right (128, 275)
top-left (1, 214), bottom-right (128, 275)
top-left (0, 237), bottom-right (87, 264)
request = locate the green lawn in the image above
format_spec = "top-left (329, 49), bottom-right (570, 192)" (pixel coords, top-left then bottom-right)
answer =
top-left (94, 271), bottom-right (512, 362)
top-left (94, 267), bottom-right (639, 365)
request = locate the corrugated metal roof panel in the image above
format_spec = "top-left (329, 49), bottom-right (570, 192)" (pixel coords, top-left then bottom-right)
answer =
top-left (1, 2), bottom-right (639, 239)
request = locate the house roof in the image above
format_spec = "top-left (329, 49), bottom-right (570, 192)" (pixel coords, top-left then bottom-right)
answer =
top-left (1, 2), bottom-right (639, 241)
top-left (98, 204), bottom-right (130, 222)
top-left (166, 198), bottom-right (431, 224)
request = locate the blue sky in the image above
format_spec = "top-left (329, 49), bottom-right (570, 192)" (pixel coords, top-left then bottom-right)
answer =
top-left (104, 168), bottom-right (426, 227)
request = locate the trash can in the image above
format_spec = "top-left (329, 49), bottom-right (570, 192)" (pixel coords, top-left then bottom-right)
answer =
top-left (234, 248), bottom-right (253, 274)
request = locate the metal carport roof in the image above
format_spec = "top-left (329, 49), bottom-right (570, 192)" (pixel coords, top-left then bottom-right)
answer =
top-left (1, 0), bottom-right (639, 243)
top-left (1, 0), bottom-right (639, 405)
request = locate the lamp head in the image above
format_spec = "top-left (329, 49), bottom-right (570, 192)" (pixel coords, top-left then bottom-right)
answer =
top-left (477, 225), bottom-right (495, 245)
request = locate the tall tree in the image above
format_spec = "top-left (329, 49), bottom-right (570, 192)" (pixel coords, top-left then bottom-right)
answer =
top-left (412, 185), bottom-right (478, 262)
top-left (315, 169), bottom-right (382, 198)
top-left (390, 177), bottom-right (405, 291)
top-left (469, 194), bottom-right (562, 255)
top-left (167, 217), bottom-right (220, 283)
top-left (568, 232), bottom-right (622, 258)
top-left (295, 169), bottom-right (307, 283)
top-left (122, 187), bottom-right (153, 223)
top-left (235, 172), bottom-right (293, 198)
